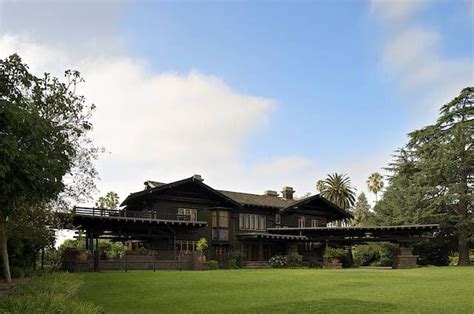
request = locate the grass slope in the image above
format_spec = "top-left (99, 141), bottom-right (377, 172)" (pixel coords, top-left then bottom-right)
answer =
top-left (77, 268), bottom-right (474, 313)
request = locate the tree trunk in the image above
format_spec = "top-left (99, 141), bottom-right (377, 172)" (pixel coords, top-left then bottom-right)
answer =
top-left (0, 217), bottom-right (12, 283)
top-left (457, 229), bottom-right (470, 266)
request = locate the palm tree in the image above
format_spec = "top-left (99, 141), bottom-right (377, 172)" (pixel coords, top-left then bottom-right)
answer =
top-left (318, 173), bottom-right (356, 210)
top-left (316, 180), bottom-right (325, 193)
top-left (367, 172), bottom-right (384, 202)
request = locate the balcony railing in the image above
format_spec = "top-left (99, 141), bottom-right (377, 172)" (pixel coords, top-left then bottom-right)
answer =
top-left (73, 207), bottom-right (197, 222)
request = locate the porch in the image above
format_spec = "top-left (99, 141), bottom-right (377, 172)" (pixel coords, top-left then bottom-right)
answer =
top-left (237, 233), bottom-right (307, 262)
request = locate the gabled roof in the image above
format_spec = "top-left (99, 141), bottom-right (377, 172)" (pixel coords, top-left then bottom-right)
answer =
top-left (121, 176), bottom-right (352, 220)
top-left (218, 190), bottom-right (297, 208)
top-left (121, 176), bottom-right (241, 207)
top-left (280, 194), bottom-right (353, 220)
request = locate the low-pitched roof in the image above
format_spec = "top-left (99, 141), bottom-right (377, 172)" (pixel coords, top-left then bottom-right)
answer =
top-left (121, 176), bottom-right (352, 220)
top-left (218, 190), bottom-right (296, 208)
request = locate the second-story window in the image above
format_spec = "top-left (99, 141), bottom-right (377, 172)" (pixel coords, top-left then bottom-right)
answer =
top-left (177, 208), bottom-right (197, 221)
top-left (298, 217), bottom-right (305, 228)
top-left (239, 213), bottom-right (266, 231)
top-left (212, 209), bottom-right (229, 241)
top-left (275, 213), bottom-right (281, 225)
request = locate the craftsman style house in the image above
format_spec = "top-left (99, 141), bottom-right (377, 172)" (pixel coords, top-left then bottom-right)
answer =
top-left (109, 175), bottom-right (350, 263)
top-left (71, 174), bottom-right (438, 269)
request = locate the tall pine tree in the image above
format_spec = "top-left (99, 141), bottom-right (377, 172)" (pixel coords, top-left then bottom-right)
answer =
top-left (375, 87), bottom-right (473, 266)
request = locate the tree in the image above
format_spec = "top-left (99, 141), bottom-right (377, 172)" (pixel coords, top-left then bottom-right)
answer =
top-left (0, 54), bottom-right (99, 281)
top-left (352, 193), bottom-right (372, 226)
top-left (375, 87), bottom-right (473, 266)
top-left (367, 172), bottom-right (384, 202)
top-left (96, 191), bottom-right (120, 209)
top-left (316, 180), bottom-right (325, 193)
top-left (317, 173), bottom-right (356, 210)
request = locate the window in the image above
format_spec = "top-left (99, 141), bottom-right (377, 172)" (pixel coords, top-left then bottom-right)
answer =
top-left (212, 209), bottom-right (229, 241)
top-left (239, 213), bottom-right (266, 231)
top-left (311, 219), bottom-right (319, 227)
top-left (176, 240), bottom-right (197, 252)
top-left (298, 217), bottom-right (305, 228)
top-left (177, 208), bottom-right (197, 221)
top-left (219, 211), bottom-right (229, 228)
top-left (275, 213), bottom-right (281, 225)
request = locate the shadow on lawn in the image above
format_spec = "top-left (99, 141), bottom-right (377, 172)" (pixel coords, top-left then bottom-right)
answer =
top-left (247, 298), bottom-right (397, 313)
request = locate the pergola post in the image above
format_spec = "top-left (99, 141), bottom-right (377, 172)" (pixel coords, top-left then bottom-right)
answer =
top-left (393, 243), bottom-right (419, 269)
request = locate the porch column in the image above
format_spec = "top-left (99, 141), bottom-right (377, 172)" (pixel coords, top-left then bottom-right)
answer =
top-left (258, 240), bottom-right (264, 261)
top-left (393, 243), bottom-right (418, 269)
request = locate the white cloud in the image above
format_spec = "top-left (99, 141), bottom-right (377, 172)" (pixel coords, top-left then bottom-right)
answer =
top-left (372, 0), bottom-right (474, 124)
top-left (2, 35), bottom-right (330, 203)
top-left (371, 0), bottom-right (426, 21)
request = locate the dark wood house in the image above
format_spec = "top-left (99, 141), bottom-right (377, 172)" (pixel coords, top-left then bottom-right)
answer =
top-left (70, 174), bottom-right (438, 269)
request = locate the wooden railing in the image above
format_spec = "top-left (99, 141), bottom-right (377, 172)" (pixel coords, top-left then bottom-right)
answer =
top-left (73, 207), bottom-right (196, 221)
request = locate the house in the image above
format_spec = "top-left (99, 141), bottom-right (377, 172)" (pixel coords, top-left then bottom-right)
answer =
top-left (69, 174), bottom-right (438, 269)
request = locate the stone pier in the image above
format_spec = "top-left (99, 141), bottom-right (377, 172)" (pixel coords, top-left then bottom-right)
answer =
top-left (393, 246), bottom-right (419, 269)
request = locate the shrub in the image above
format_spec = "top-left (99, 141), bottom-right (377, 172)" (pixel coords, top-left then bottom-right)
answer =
top-left (208, 260), bottom-right (219, 270)
top-left (268, 255), bottom-right (286, 268)
top-left (0, 273), bottom-right (103, 313)
top-left (414, 240), bottom-right (452, 266)
top-left (10, 265), bottom-right (25, 279)
top-left (325, 248), bottom-right (351, 267)
top-left (287, 253), bottom-right (302, 268)
top-left (228, 250), bottom-right (242, 269)
top-left (352, 243), bottom-right (397, 267)
top-left (196, 238), bottom-right (208, 256)
top-left (306, 259), bottom-right (322, 268)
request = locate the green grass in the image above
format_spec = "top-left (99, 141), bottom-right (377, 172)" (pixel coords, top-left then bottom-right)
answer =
top-left (0, 273), bottom-right (102, 314)
top-left (76, 267), bottom-right (474, 313)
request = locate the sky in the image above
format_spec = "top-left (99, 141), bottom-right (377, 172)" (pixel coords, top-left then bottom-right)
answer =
top-left (0, 0), bottom-right (473, 209)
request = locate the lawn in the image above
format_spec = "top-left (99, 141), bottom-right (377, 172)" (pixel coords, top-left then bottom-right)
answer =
top-left (76, 267), bottom-right (474, 313)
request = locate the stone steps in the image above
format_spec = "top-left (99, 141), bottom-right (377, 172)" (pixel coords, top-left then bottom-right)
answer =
top-left (243, 261), bottom-right (271, 269)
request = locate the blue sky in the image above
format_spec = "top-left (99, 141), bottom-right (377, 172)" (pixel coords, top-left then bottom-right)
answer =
top-left (0, 0), bottom-right (473, 205)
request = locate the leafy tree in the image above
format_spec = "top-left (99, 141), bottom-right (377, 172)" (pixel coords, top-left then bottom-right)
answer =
top-left (375, 87), bottom-right (473, 266)
top-left (317, 173), bottom-right (356, 210)
top-left (367, 172), bottom-right (384, 202)
top-left (352, 193), bottom-right (372, 226)
top-left (96, 191), bottom-right (120, 209)
top-left (0, 54), bottom-right (99, 281)
top-left (316, 180), bottom-right (325, 193)
top-left (294, 192), bottom-right (312, 200)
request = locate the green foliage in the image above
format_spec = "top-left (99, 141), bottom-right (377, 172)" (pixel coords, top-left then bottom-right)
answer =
top-left (208, 260), bottom-right (219, 270)
top-left (196, 238), bottom-right (208, 256)
top-left (287, 253), bottom-right (303, 268)
top-left (414, 238), bottom-right (454, 266)
top-left (0, 273), bottom-right (103, 313)
top-left (268, 255), bottom-right (286, 268)
top-left (228, 250), bottom-right (242, 269)
top-left (306, 259), bottom-right (322, 268)
top-left (0, 54), bottom-right (100, 281)
top-left (352, 192), bottom-right (373, 226)
top-left (324, 248), bottom-right (351, 267)
top-left (95, 191), bottom-right (120, 209)
top-left (374, 87), bottom-right (473, 265)
top-left (318, 173), bottom-right (356, 210)
top-left (352, 243), bottom-right (396, 267)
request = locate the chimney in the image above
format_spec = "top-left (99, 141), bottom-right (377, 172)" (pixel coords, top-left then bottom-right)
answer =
top-left (192, 174), bottom-right (204, 182)
top-left (281, 186), bottom-right (295, 200)
top-left (264, 190), bottom-right (279, 197)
